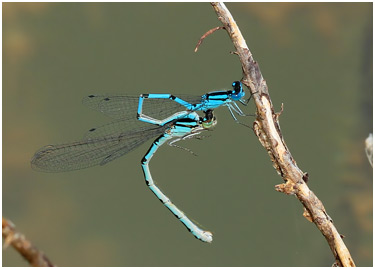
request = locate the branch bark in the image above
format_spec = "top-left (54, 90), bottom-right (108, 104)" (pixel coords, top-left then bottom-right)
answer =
top-left (210, 2), bottom-right (355, 267)
top-left (2, 217), bottom-right (55, 267)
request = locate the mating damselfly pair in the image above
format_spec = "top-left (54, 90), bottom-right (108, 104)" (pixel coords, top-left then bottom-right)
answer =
top-left (31, 81), bottom-right (248, 243)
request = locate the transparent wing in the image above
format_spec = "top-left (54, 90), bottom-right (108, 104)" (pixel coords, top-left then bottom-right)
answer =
top-left (82, 95), bottom-right (139, 120)
top-left (83, 117), bottom-right (153, 140)
top-left (31, 122), bottom-right (166, 173)
top-left (82, 94), bottom-right (203, 120)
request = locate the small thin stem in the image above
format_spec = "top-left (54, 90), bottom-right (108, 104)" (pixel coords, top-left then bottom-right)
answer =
top-left (194, 26), bottom-right (225, 52)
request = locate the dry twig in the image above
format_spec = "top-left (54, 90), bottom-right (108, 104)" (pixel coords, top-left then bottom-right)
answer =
top-left (2, 217), bottom-right (54, 267)
top-left (209, 2), bottom-right (355, 267)
top-left (194, 26), bottom-right (225, 52)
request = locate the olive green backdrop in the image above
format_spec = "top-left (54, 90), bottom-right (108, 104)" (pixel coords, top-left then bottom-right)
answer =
top-left (3, 2), bottom-right (372, 266)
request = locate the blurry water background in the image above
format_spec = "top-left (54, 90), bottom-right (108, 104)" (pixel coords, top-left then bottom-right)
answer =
top-left (3, 2), bottom-right (372, 266)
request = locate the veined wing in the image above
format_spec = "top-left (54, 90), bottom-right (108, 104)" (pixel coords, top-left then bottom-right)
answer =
top-left (82, 117), bottom-right (155, 139)
top-left (82, 94), bottom-right (203, 120)
top-left (31, 122), bottom-right (166, 173)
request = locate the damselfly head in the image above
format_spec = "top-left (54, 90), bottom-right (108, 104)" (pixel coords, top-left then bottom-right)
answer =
top-left (201, 109), bottom-right (217, 129)
top-left (231, 81), bottom-right (245, 101)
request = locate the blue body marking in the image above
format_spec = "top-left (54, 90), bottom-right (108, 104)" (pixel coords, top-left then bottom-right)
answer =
top-left (137, 81), bottom-right (246, 125)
